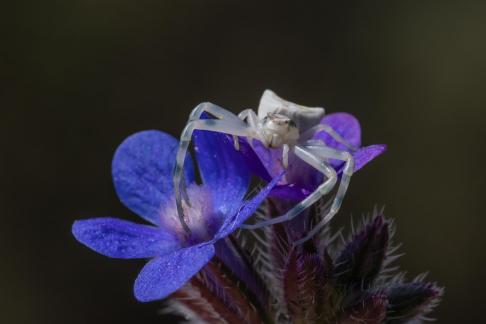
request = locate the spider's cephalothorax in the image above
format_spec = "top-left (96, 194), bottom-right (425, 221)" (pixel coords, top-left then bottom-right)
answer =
top-left (173, 90), bottom-right (355, 245)
top-left (259, 113), bottom-right (299, 148)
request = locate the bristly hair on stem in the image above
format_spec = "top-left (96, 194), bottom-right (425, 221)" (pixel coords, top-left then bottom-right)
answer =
top-left (164, 206), bottom-right (443, 324)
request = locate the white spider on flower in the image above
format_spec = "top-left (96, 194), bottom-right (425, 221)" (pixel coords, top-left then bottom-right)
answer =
top-left (173, 90), bottom-right (356, 245)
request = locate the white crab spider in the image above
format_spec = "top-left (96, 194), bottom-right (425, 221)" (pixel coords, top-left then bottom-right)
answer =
top-left (173, 90), bottom-right (356, 245)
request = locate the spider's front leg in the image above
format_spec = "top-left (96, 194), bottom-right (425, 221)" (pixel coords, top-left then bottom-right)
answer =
top-left (292, 143), bottom-right (354, 246)
top-left (233, 109), bottom-right (260, 150)
top-left (240, 145), bottom-right (338, 230)
top-left (177, 102), bottom-right (244, 205)
top-left (282, 144), bottom-right (290, 168)
top-left (188, 102), bottom-right (243, 123)
top-left (173, 115), bottom-right (252, 233)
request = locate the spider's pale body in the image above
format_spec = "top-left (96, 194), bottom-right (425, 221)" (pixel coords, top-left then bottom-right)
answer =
top-left (173, 90), bottom-right (355, 245)
top-left (258, 90), bottom-right (325, 130)
top-left (256, 112), bottom-right (300, 148)
top-left (243, 90), bottom-right (325, 149)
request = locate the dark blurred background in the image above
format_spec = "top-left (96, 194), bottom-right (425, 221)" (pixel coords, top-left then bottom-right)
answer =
top-left (2, 1), bottom-right (485, 323)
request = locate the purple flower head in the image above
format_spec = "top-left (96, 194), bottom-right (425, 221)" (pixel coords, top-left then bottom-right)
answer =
top-left (335, 214), bottom-right (389, 290)
top-left (240, 112), bottom-right (386, 201)
top-left (72, 130), bottom-right (280, 302)
top-left (387, 281), bottom-right (443, 323)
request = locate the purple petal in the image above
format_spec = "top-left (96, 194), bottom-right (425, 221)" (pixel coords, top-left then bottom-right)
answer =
top-left (215, 172), bottom-right (283, 239)
top-left (268, 184), bottom-right (311, 201)
top-left (134, 243), bottom-right (215, 302)
top-left (251, 140), bottom-right (285, 179)
top-left (314, 112), bottom-right (361, 150)
top-left (193, 126), bottom-right (250, 216)
top-left (72, 218), bottom-right (180, 259)
top-left (352, 144), bottom-right (387, 172)
top-left (237, 138), bottom-right (272, 182)
top-left (112, 130), bottom-right (195, 225)
top-left (332, 144), bottom-right (387, 174)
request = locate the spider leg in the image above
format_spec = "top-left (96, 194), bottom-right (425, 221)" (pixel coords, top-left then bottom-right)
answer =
top-left (282, 144), bottom-right (290, 168)
top-left (233, 109), bottom-right (260, 150)
top-left (179, 103), bottom-right (242, 204)
top-left (241, 145), bottom-right (337, 229)
top-left (188, 102), bottom-right (242, 123)
top-left (300, 123), bottom-right (358, 152)
top-left (174, 118), bottom-right (253, 233)
top-left (237, 109), bottom-right (254, 121)
top-left (292, 143), bottom-right (354, 246)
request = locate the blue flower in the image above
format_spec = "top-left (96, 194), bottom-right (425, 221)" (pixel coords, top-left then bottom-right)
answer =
top-left (72, 129), bottom-right (280, 302)
top-left (239, 112), bottom-right (386, 200)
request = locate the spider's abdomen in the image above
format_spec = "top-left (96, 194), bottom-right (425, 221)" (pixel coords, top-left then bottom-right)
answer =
top-left (258, 89), bottom-right (325, 131)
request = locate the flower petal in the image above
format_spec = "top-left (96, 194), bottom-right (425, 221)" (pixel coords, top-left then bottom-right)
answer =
top-left (250, 140), bottom-right (285, 180)
top-left (215, 172), bottom-right (283, 239)
top-left (314, 112), bottom-right (362, 149)
top-left (326, 145), bottom-right (387, 174)
top-left (352, 144), bottom-right (387, 172)
top-left (112, 130), bottom-right (195, 225)
top-left (193, 123), bottom-right (250, 215)
top-left (237, 138), bottom-right (272, 182)
top-left (134, 243), bottom-right (215, 302)
top-left (268, 184), bottom-right (311, 201)
top-left (72, 218), bottom-right (180, 259)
